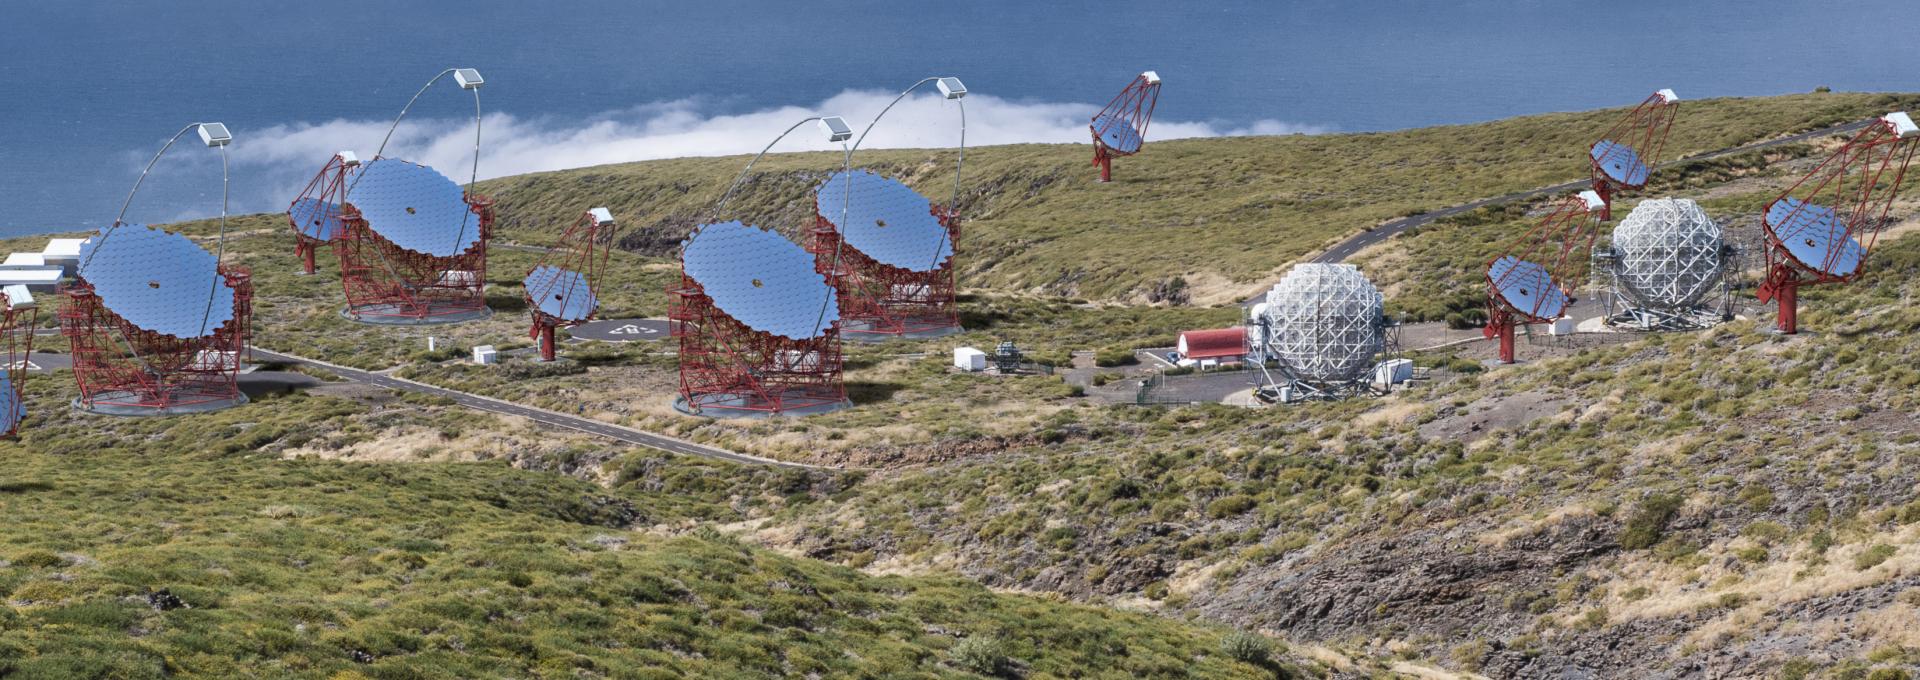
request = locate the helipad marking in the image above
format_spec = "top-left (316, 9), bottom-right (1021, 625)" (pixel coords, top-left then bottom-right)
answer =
top-left (609, 323), bottom-right (658, 336)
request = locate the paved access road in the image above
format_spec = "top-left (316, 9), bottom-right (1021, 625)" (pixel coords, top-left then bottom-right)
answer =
top-left (249, 347), bottom-right (817, 469)
top-left (1244, 117), bottom-right (1876, 306)
top-left (14, 352), bottom-right (72, 373)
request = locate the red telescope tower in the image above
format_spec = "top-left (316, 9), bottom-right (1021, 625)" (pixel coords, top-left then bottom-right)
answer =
top-left (1091, 71), bottom-right (1161, 182)
top-left (1757, 111), bottom-right (1920, 334)
top-left (1484, 190), bottom-right (1608, 363)
top-left (525, 208), bottom-right (616, 362)
top-left (672, 116), bottom-right (855, 417)
top-left (1588, 89), bottom-right (1680, 219)
top-left (286, 151), bottom-right (358, 275)
top-left (318, 68), bottom-right (493, 325)
top-left (0, 286), bottom-right (35, 436)
top-left (63, 122), bottom-right (253, 416)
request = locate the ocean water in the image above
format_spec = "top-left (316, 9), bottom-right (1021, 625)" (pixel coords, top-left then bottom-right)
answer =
top-left (2, 0), bottom-right (1914, 236)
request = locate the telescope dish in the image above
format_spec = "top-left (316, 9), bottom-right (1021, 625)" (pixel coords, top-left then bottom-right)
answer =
top-left (1757, 112), bottom-right (1920, 333)
top-left (524, 265), bottom-right (597, 322)
top-left (1765, 198), bottom-right (1862, 278)
top-left (1482, 190), bottom-right (1606, 363)
top-left (1089, 71), bottom-right (1163, 182)
top-left (1604, 198), bottom-right (1734, 330)
top-left (1487, 256), bottom-right (1567, 321)
top-left (76, 225), bottom-right (235, 340)
top-left (684, 221), bottom-right (838, 341)
top-left (1587, 90), bottom-right (1681, 219)
top-left (0, 372), bottom-right (17, 434)
top-left (815, 170), bottom-right (953, 273)
top-left (289, 197), bottom-right (346, 242)
top-left (348, 159), bottom-right (480, 258)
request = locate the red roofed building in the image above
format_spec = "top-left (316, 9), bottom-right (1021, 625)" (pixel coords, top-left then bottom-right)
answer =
top-left (1176, 327), bottom-right (1247, 363)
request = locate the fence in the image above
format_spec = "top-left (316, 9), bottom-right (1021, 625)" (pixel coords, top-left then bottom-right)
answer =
top-left (1134, 367), bottom-right (1257, 405)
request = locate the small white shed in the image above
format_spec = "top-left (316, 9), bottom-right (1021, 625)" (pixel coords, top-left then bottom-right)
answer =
top-left (472, 345), bottom-right (499, 365)
top-left (1375, 358), bottom-right (1414, 385)
top-left (953, 347), bottom-right (987, 372)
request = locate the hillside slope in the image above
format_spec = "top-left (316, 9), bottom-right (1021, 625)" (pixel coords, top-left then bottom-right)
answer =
top-left (480, 92), bottom-right (1917, 304)
top-left (0, 393), bottom-right (1313, 678)
top-left (753, 231), bottom-right (1920, 679)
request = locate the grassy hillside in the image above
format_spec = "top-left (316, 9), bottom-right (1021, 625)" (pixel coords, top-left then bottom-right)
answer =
top-left (480, 91), bottom-right (1919, 305)
top-left (0, 390), bottom-right (1313, 678)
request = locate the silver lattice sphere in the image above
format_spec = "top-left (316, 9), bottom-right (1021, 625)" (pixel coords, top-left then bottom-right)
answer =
top-left (1258, 264), bottom-right (1385, 385)
top-left (1609, 198), bottom-right (1727, 312)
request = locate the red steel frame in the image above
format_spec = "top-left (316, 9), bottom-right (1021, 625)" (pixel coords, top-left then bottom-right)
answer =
top-left (670, 272), bottom-right (846, 416)
top-left (1758, 114), bottom-right (1920, 334)
top-left (1, 290), bottom-right (34, 436)
top-left (1589, 90), bottom-right (1680, 220)
top-left (1484, 193), bottom-right (1606, 363)
top-left (808, 200), bottom-right (960, 338)
top-left (526, 209), bottom-right (615, 362)
top-left (334, 167), bottom-right (494, 323)
top-left (1090, 73), bottom-right (1161, 182)
top-left (287, 154), bottom-right (357, 275)
top-left (60, 267), bottom-right (253, 411)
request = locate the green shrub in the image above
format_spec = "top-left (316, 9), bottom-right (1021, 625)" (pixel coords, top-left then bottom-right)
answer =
top-left (10, 550), bottom-right (63, 569)
top-left (950, 636), bottom-right (1009, 675)
top-left (1620, 494), bottom-right (1683, 550)
top-left (1206, 495), bottom-right (1258, 519)
top-left (1450, 640), bottom-right (1489, 671)
top-left (1094, 347), bottom-right (1138, 367)
top-left (1856, 544), bottom-right (1897, 571)
top-left (1220, 631), bottom-right (1274, 665)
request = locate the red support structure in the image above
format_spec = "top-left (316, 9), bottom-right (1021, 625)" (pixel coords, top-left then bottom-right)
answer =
top-left (60, 267), bottom-right (252, 412)
top-left (1483, 191), bottom-right (1607, 364)
top-left (670, 272), bottom-right (846, 415)
top-left (1, 289), bottom-right (34, 436)
top-left (526, 208), bottom-right (616, 362)
top-left (1090, 71), bottom-right (1161, 183)
top-left (808, 203), bottom-right (961, 339)
top-left (1757, 112), bottom-right (1920, 334)
top-left (1589, 89), bottom-right (1680, 220)
top-left (287, 153), bottom-right (357, 276)
top-left (334, 180), bottom-right (493, 323)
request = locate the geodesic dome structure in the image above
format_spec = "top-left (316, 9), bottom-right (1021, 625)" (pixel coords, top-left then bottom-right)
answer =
top-left (1253, 263), bottom-right (1385, 398)
top-left (1600, 198), bottom-right (1732, 329)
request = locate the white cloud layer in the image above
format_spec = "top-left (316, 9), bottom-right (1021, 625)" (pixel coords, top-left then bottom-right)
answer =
top-left (220, 89), bottom-right (1328, 214)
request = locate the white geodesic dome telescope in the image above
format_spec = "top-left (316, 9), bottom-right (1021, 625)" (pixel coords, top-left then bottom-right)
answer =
top-left (1254, 263), bottom-right (1386, 396)
top-left (1601, 198), bottom-right (1734, 328)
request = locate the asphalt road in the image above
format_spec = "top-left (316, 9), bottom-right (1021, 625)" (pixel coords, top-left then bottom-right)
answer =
top-left (250, 347), bottom-right (815, 469)
top-left (14, 352), bottom-right (71, 373)
top-left (1243, 117), bottom-right (1877, 306)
